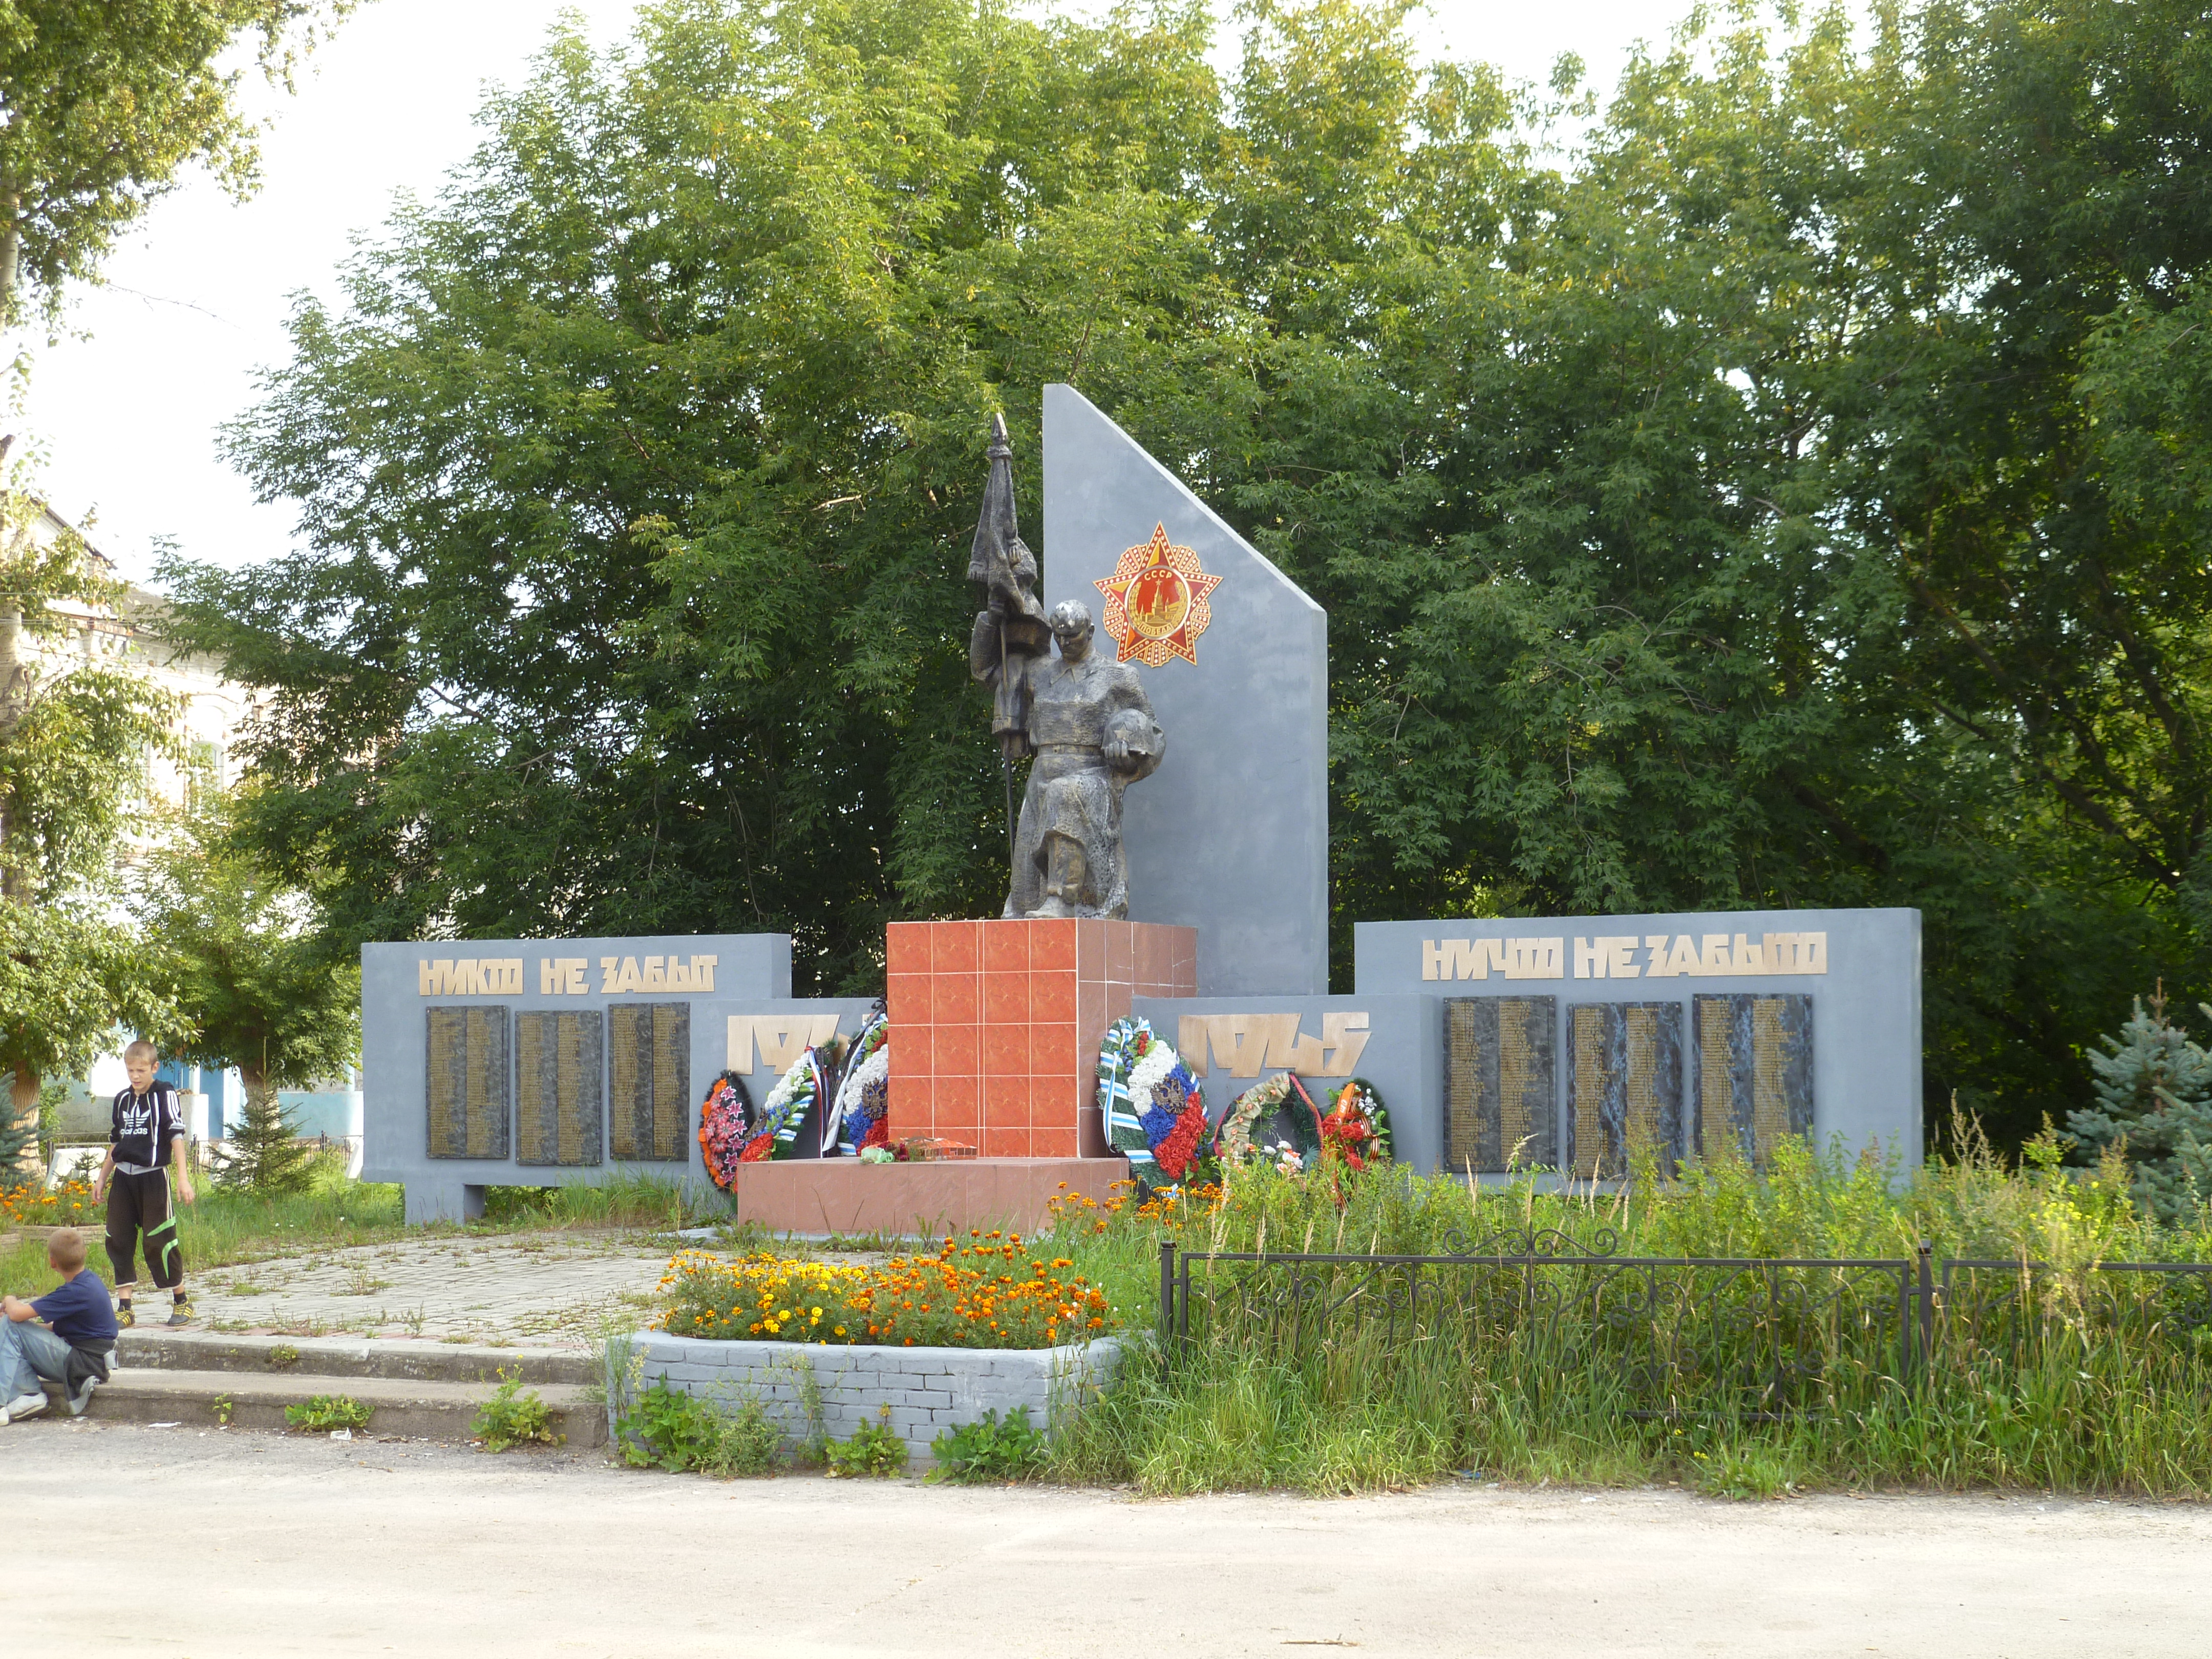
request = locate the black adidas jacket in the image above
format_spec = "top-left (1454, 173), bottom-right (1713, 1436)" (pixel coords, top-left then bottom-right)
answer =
top-left (110, 1081), bottom-right (184, 1168)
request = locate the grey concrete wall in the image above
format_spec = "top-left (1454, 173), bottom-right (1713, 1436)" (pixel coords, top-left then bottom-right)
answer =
top-left (361, 934), bottom-right (886, 1221)
top-left (1354, 907), bottom-right (1923, 1166)
top-left (1041, 384), bottom-right (1328, 997)
top-left (1131, 994), bottom-right (1443, 1173)
top-left (618, 1333), bottom-right (1122, 1466)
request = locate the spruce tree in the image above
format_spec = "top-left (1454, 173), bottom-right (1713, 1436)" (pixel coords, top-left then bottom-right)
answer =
top-left (2068, 987), bottom-right (2212, 1221)
top-left (216, 1086), bottom-right (315, 1198)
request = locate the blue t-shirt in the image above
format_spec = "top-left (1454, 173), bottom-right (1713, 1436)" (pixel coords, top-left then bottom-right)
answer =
top-left (32, 1271), bottom-right (118, 1345)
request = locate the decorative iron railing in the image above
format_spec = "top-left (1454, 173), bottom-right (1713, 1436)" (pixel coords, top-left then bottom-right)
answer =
top-left (1157, 1234), bottom-right (2212, 1418)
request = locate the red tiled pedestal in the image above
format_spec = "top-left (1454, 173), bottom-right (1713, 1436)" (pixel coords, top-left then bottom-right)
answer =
top-left (886, 919), bottom-right (1198, 1158)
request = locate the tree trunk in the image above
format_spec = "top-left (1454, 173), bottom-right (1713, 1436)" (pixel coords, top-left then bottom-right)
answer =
top-left (0, 193), bottom-right (19, 324)
top-left (0, 600), bottom-right (23, 902)
top-left (8, 1064), bottom-right (39, 1182)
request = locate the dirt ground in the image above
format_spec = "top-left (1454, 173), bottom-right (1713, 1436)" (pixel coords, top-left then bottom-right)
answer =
top-left (3, 1420), bottom-right (2203, 1657)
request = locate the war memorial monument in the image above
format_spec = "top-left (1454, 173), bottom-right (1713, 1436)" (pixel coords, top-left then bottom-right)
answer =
top-left (359, 385), bottom-right (1921, 1227)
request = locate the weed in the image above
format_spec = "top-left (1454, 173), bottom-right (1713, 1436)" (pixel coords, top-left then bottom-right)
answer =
top-left (714, 1218), bottom-right (784, 1256)
top-left (267, 1343), bottom-right (301, 1370)
top-left (819, 1229), bottom-right (915, 1254)
top-left (783, 1352), bottom-right (828, 1466)
top-left (285, 1395), bottom-right (372, 1432)
top-left (337, 1264), bottom-right (394, 1297)
top-left (930, 1408), bottom-right (1048, 1483)
top-left (211, 1393), bottom-right (235, 1427)
top-left (827, 1406), bottom-right (908, 1477)
top-left (473, 1370), bottom-right (560, 1452)
top-left (615, 1381), bottom-right (781, 1476)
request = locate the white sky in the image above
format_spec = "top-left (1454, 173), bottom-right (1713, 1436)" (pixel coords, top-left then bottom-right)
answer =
top-left (9, 1), bottom-right (1682, 584)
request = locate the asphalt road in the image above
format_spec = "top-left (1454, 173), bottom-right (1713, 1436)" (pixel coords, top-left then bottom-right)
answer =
top-left (4, 1419), bottom-right (2203, 1657)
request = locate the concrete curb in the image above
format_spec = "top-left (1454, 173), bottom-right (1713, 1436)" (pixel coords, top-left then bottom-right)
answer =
top-left (613, 1332), bottom-right (1121, 1465)
top-left (38, 1367), bottom-right (606, 1447)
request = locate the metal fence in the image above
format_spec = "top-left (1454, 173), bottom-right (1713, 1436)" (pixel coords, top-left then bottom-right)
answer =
top-left (1158, 1231), bottom-right (2212, 1418)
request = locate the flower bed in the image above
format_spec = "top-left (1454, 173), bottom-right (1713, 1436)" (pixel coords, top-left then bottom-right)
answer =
top-left (657, 1232), bottom-right (1110, 1350)
top-left (0, 1179), bottom-right (98, 1229)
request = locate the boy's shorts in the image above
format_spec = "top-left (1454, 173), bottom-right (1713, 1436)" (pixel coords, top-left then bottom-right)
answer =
top-left (105, 1169), bottom-right (183, 1289)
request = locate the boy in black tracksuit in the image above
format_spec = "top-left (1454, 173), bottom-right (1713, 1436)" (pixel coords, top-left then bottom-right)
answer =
top-left (93, 1040), bottom-right (197, 1328)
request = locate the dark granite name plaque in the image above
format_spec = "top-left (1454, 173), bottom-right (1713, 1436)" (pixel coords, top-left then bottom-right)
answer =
top-left (1694, 993), bottom-right (1814, 1167)
top-left (1443, 996), bottom-right (1557, 1173)
top-left (516, 1009), bottom-right (605, 1167)
top-left (609, 1002), bottom-right (690, 1162)
top-left (1566, 1001), bottom-right (1685, 1179)
top-left (425, 1005), bottom-right (511, 1160)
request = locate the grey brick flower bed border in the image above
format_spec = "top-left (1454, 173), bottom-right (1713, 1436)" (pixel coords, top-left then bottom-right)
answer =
top-left (611, 1332), bottom-right (1122, 1466)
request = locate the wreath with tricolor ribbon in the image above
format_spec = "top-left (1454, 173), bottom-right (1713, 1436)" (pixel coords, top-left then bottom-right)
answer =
top-left (751, 1035), bottom-right (849, 1161)
top-left (834, 1010), bottom-right (891, 1154)
top-left (1095, 1016), bottom-right (1209, 1182)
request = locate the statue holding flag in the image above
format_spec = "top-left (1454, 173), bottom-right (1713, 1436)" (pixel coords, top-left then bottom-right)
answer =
top-left (968, 413), bottom-right (1164, 919)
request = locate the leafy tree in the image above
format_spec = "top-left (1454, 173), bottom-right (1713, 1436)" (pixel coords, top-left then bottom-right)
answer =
top-left (158, 0), bottom-right (1232, 991)
top-left (137, 816), bottom-right (359, 1194)
top-left (0, 1), bottom-right (361, 323)
top-left (0, 472), bottom-right (179, 1175)
top-left (154, 0), bottom-right (2212, 1147)
top-left (2068, 988), bottom-right (2212, 1221)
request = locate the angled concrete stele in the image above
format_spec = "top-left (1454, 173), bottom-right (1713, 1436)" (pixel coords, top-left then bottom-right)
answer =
top-left (1042, 382), bottom-right (1328, 996)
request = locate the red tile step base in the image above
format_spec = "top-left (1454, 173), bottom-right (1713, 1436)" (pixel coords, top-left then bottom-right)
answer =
top-left (729, 1157), bottom-right (1125, 1237)
top-left (886, 918), bottom-right (1198, 1157)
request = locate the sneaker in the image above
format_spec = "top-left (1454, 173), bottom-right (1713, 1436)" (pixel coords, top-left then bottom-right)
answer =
top-left (166, 1299), bottom-right (193, 1327)
top-left (5, 1391), bottom-right (47, 1421)
top-left (67, 1374), bottom-right (99, 1417)
top-left (116, 1303), bottom-right (135, 1329)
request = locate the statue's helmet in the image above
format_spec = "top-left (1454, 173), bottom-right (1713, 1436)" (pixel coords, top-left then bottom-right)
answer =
top-left (1048, 600), bottom-right (1093, 637)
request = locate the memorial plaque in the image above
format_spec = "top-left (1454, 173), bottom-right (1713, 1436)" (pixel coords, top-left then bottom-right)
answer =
top-left (516, 1010), bottom-right (604, 1167)
top-left (1694, 993), bottom-right (1813, 1167)
top-left (609, 1002), bottom-right (691, 1162)
top-left (424, 1005), bottom-right (511, 1160)
top-left (1442, 997), bottom-right (1557, 1173)
top-left (1565, 1002), bottom-right (1684, 1179)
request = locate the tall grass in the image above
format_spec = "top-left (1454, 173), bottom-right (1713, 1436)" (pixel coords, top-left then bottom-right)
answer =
top-left (1047, 1127), bottom-right (2212, 1498)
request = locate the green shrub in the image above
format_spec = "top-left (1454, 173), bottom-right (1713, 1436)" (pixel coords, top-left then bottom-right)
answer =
top-left (616, 1382), bottom-right (781, 1476)
top-left (931, 1407), bottom-right (1047, 1483)
top-left (285, 1395), bottom-right (372, 1432)
top-left (473, 1371), bottom-right (559, 1452)
top-left (827, 1406), bottom-right (908, 1477)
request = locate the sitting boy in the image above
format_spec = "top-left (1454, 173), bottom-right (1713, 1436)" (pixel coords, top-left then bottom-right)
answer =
top-left (1, 1226), bottom-right (121, 1422)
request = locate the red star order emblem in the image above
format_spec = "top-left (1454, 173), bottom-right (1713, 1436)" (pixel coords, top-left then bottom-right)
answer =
top-left (1093, 524), bottom-right (1223, 666)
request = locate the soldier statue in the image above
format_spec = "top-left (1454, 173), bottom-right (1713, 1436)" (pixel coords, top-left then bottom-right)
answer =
top-left (967, 413), bottom-right (1164, 919)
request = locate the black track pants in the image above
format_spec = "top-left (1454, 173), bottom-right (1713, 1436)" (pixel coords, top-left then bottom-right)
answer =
top-left (105, 1169), bottom-right (183, 1289)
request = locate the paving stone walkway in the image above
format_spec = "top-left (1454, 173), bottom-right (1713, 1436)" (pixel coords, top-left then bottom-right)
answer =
top-left (186, 1230), bottom-right (676, 1349)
